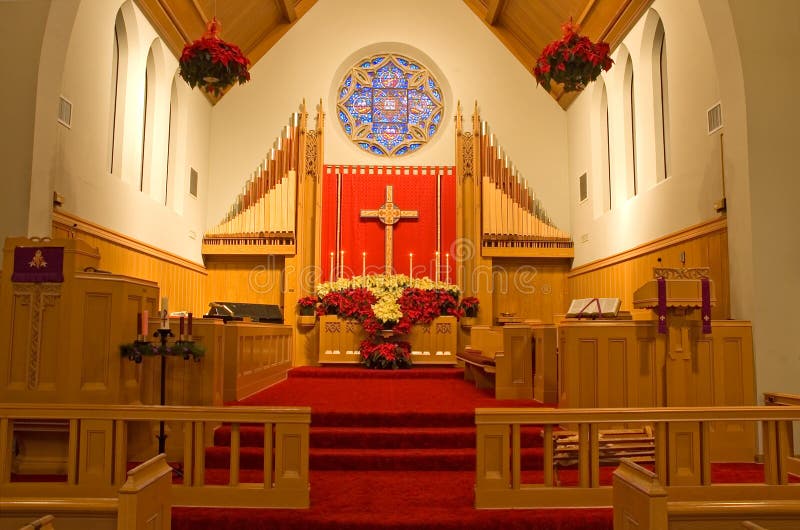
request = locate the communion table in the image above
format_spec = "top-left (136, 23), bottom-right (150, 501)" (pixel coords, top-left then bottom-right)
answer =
top-left (317, 315), bottom-right (457, 365)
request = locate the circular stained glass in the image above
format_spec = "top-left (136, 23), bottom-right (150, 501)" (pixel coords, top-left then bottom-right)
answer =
top-left (337, 53), bottom-right (444, 157)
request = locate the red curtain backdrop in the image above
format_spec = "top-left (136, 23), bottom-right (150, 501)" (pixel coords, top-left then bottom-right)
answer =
top-left (321, 165), bottom-right (456, 282)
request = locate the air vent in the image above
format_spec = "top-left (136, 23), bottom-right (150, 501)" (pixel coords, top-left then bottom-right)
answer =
top-left (189, 168), bottom-right (198, 197)
top-left (578, 173), bottom-right (588, 202)
top-left (57, 96), bottom-right (72, 128)
top-left (707, 102), bottom-right (723, 134)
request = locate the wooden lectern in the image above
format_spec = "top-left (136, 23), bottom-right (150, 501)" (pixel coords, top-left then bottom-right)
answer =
top-left (633, 267), bottom-right (715, 407)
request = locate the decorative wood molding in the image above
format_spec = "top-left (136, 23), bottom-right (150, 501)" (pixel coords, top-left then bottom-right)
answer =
top-left (52, 210), bottom-right (207, 275)
top-left (569, 216), bottom-right (727, 278)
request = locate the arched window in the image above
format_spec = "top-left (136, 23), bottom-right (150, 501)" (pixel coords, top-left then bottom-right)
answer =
top-left (622, 52), bottom-right (638, 197)
top-left (336, 53), bottom-right (444, 157)
top-left (109, 10), bottom-right (129, 176)
top-left (595, 77), bottom-right (612, 213)
top-left (140, 47), bottom-right (155, 192)
top-left (656, 19), bottom-right (671, 181)
top-left (166, 74), bottom-right (180, 208)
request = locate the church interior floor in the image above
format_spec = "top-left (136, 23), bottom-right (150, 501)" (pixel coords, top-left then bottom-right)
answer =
top-left (6, 367), bottom-right (783, 528)
top-left (176, 366), bottom-right (614, 529)
top-left (168, 367), bottom-right (779, 529)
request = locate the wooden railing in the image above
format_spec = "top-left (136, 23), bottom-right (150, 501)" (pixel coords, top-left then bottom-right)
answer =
top-left (765, 392), bottom-right (800, 479)
top-left (475, 406), bottom-right (800, 508)
top-left (4, 454), bottom-right (171, 530)
top-left (613, 459), bottom-right (800, 530)
top-left (0, 404), bottom-right (311, 509)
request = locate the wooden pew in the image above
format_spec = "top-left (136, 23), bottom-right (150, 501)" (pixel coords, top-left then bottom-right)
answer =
top-left (19, 515), bottom-right (55, 530)
top-left (458, 325), bottom-right (533, 399)
top-left (2, 454), bottom-right (171, 530)
top-left (613, 459), bottom-right (800, 530)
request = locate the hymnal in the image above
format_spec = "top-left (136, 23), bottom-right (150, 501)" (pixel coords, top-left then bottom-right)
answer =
top-left (566, 298), bottom-right (622, 319)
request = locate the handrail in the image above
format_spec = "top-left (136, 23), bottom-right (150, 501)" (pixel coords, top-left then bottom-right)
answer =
top-left (765, 392), bottom-right (800, 406)
top-left (475, 405), bottom-right (800, 509)
top-left (1, 404), bottom-right (311, 509)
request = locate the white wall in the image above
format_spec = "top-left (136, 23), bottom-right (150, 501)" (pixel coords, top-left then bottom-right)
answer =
top-left (568, 0), bottom-right (800, 399)
top-left (25, 0), bottom-right (212, 263)
top-left (724, 0), bottom-right (800, 397)
top-left (208, 0), bottom-right (570, 232)
top-left (0, 0), bottom-right (52, 246)
top-left (568, 0), bottom-right (725, 267)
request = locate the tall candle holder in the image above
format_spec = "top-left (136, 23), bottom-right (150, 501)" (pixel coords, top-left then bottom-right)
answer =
top-left (121, 317), bottom-right (203, 463)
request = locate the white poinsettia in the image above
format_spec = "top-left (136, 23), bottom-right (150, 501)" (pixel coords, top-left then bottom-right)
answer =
top-left (315, 274), bottom-right (459, 309)
top-left (371, 296), bottom-right (403, 323)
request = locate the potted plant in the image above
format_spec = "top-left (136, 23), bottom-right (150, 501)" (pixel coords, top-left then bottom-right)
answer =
top-left (179, 17), bottom-right (251, 97)
top-left (296, 295), bottom-right (318, 326)
top-left (533, 20), bottom-right (613, 93)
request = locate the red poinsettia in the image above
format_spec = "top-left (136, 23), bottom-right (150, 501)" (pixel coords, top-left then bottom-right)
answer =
top-left (179, 17), bottom-right (251, 97)
top-left (533, 20), bottom-right (613, 92)
top-left (360, 339), bottom-right (412, 369)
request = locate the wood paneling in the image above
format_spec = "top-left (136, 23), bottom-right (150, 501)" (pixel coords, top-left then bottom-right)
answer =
top-left (568, 217), bottom-right (730, 319)
top-left (204, 255), bottom-right (284, 312)
top-left (491, 258), bottom-right (570, 324)
top-left (52, 210), bottom-right (208, 316)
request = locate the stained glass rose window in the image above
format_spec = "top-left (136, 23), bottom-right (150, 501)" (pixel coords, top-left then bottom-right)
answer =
top-left (337, 53), bottom-right (444, 157)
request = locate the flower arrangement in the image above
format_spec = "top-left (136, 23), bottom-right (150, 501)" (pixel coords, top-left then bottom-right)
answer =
top-left (120, 341), bottom-right (205, 363)
top-left (360, 339), bottom-right (412, 370)
top-left (533, 20), bottom-right (613, 93)
top-left (179, 17), bottom-right (251, 97)
top-left (458, 296), bottom-right (480, 318)
top-left (297, 295), bottom-right (317, 316)
top-left (298, 274), bottom-right (476, 369)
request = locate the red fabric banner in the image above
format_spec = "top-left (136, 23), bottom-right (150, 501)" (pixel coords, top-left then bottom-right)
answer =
top-left (321, 165), bottom-right (457, 282)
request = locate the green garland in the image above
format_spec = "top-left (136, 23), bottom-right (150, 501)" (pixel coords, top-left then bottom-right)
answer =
top-left (120, 341), bottom-right (205, 363)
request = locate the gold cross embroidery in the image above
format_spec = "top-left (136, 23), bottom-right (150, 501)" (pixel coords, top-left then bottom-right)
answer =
top-left (360, 185), bottom-right (418, 274)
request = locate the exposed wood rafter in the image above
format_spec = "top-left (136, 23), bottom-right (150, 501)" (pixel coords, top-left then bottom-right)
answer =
top-left (485, 0), bottom-right (506, 25)
top-left (277, 0), bottom-right (298, 23)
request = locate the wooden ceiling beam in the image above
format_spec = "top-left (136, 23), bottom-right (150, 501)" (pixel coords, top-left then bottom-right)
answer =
top-left (277, 0), bottom-right (298, 23)
top-left (485, 0), bottom-right (506, 25)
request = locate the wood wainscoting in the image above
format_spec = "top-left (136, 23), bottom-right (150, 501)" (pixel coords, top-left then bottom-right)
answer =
top-left (52, 210), bottom-right (208, 316)
top-left (568, 217), bottom-right (729, 319)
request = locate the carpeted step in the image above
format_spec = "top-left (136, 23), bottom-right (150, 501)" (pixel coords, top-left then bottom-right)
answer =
top-left (213, 424), bottom-right (546, 449)
top-left (204, 446), bottom-right (545, 471)
top-left (172, 470), bottom-right (614, 530)
top-left (287, 366), bottom-right (466, 379)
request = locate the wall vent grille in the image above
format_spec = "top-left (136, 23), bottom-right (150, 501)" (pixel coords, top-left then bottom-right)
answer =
top-left (707, 102), bottom-right (723, 134)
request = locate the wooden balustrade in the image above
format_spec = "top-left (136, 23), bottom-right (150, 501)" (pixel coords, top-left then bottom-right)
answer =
top-left (613, 459), bottom-right (800, 530)
top-left (0, 403), bottom-right (310, 509)
top-left (764, 392), bottom-right (800, 480)
top-left (475, 406), bottom-right (800, 509)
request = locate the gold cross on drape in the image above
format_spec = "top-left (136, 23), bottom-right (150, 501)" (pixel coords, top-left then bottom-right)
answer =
top-left (360, 185), bottom-right (418, 274)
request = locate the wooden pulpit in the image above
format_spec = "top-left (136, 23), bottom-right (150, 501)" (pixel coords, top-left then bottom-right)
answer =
top-left (633, 267), bottom-right (715, 407)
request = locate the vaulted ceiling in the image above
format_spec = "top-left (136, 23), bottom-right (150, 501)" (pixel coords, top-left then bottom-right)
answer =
top-left (135, 0), bottom-right (652, 109)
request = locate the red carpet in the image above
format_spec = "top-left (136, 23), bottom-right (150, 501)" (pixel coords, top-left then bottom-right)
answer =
top-left (178, 366), bottom-right (613, 529)
top-left (170, 366), bottom-right (782, 529)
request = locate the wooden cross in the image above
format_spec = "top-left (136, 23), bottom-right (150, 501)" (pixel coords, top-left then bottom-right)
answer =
top-left (360, 185), bottom-right (418, 274)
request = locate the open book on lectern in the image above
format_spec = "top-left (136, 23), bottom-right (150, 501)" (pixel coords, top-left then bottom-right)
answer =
top-left (565, 297), bottom-right (622, 318)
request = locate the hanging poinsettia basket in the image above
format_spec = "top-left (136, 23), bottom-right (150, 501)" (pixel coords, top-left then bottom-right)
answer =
top-left (534, 20), bottom-right (613, 93)
top-left (179, 17), bottom-right (251, 97)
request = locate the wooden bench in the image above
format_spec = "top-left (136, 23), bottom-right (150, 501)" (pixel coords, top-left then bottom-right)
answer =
top-left (2, 454), bottom-right (172, 530)
top-left (19, 515), bottom-right (55, 530)
top-left (458, 324), bottom-right (533, 399)
top-left (613, 459), bottom-right (800, 530)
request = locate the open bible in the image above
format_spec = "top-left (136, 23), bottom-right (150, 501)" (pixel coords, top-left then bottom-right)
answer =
top-left (565, 297), bottom-right (622, 318)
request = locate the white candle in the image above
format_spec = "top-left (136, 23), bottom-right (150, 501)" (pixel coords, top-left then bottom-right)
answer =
top-left (339, 250), bottom-right (345, 279)
top-left (362, 251), bottom-right (366, 277)
top-left (409, 253), bottom-right (413, 278)
top-left (435, 251), bottom-right (440, 283)
top-left (445, 253), bottom-right (450, 284)
top-left (330, 252), bottom-right (334, 281)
